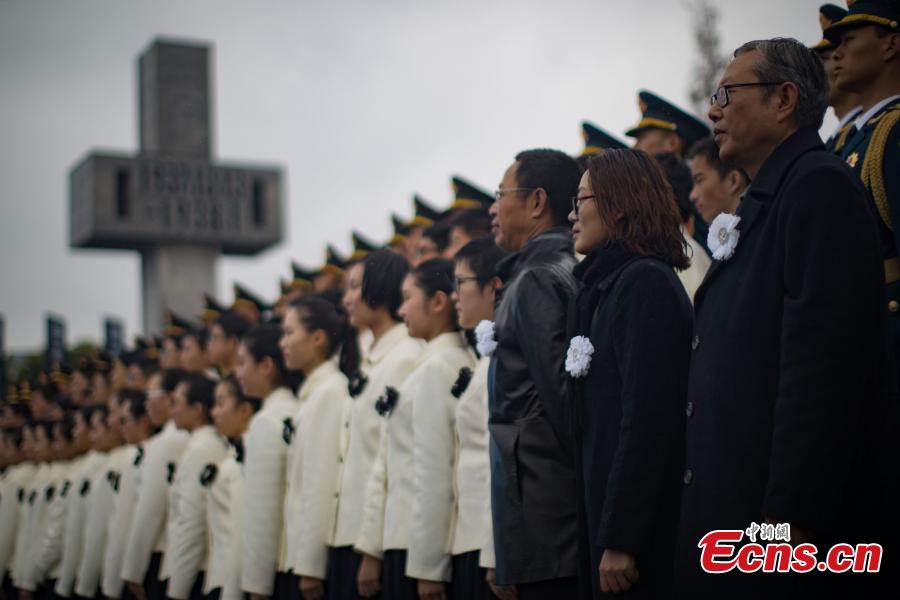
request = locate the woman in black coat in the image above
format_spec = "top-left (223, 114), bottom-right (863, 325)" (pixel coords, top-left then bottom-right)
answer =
top-left (567, 149), bottom-right (693, 599)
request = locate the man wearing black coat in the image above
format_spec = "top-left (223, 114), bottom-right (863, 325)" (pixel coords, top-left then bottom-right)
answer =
top-left (675, 38), bottom-right (900, 599)
top-left (486, 148), bottom-right (582, 598)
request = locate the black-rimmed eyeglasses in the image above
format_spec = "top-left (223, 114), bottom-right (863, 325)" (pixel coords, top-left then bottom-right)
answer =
top-left (453, 276), bottom-right (480, 292)
top-left (710, 82), bottom-right (786, 108)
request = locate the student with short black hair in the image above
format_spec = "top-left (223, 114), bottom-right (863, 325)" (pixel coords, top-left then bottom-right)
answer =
top-left (102, 389), bottom-right (156, 600)
top-left (335, 250), bottom-right (424, 600)
top-left (25, 413), bottom-right (85, 595)
top-left (357, 259), bottom-right (475, 600)
top-left (75, 400), bottom-right (130, 599)
top-left (122, 370), bottom-right (190, 600)
top-left (449, 237), bottom-right (507, 600)
top-left (13, 418), bottom-right (62, 596)
top-left (208, 313), bottom-right (253, 378)
top-left (181, 330), bottom-right (213, 376)
top-left (204, 376), bottom-right (261, 600)
top-left (54, 406), bottom-right (106, 599)
top-left (236, 325), bottom-right (300, 600)
top-left (162, 375), bottom-right (229, 600)
top-left (687, 136), bottom-right (747, 225)
top-left (443, 209), bottom-right (492, 259)
top-left (0, 427), bottom-right (30, 588)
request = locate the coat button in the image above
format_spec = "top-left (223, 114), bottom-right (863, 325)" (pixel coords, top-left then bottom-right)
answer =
top-left (683, 468), bottom-right (694, 485)
top-left (691, 335), bottom-right (700, 350)
top-left (338, 456), bottom-right (343, 463)
top-left (685, 402), bottom-right (694, 417)
top-left (889, 300), bottom-right (899, 313)
top-left (344, 421), bottom-right (350, 429)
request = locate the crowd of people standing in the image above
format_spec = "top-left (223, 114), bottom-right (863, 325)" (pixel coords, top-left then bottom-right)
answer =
top-left (2, 1), bottom-right (900, 598)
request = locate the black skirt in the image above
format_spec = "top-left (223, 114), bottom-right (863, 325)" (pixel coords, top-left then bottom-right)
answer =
top-left (381, 550), bottom-right (418, 600)
top-left (325, 546), bottom-right (367, 600)
top-left (273, 572), bottom-right (299, 600)
top-left (449, 551), bottom-right (492, 600)
top-left (145, 553), bottom-right (165, 600)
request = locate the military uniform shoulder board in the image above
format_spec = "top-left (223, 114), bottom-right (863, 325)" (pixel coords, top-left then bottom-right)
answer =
top-left (45, 485), bottom-right (55, 502)
top-left (166, 462), bottom-right (176, 484)
top-left (199, 464), bottom-right (218, 487)
top-left (61, 480), bottom-right (71, 498)
top-left (451, 367), bottom-right (474, 399)
top-left (833, 120), bottom-right (856, 153)
top-left (80, 480), bottom-right (91, 497)
top-left (861, 106), bottom-right (900, 231)
top-left (282, 417), bottom-right (295, 445)
top-left (134, 446), bottom-right (145, 467)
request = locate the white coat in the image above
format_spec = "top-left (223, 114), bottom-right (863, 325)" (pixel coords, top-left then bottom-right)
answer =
top-left (333, 324), bottom-right (424, 549)
top-left (203, 442), bottom-right (245, 600)
top-left (162, 425), bottom-right (229, 600)
top-left (120, 421), bottom-right (189, 585)
top-left (241, 386), bottom-right (298, 595)
top-left (285, 361), bottom-right (350, 579)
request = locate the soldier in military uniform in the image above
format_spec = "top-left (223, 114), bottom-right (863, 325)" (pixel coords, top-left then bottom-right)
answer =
top-left (575, 121), bottom-right (628, 172)
top-left (810, 4), bottom-right (863, 152)
top-left (314, 245), bottom-right (350, 293)
top-left (232, 285), bottom-right (272, 326)
top-left (826, 0), bottom-right (900, 379)
top-left (388, 214), bottom-right (413, 262)
top-left (624, 90), bottom-right (713, 253)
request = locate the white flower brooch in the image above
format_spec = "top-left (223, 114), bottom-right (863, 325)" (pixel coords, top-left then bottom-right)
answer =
top-left (565, 336), bottom-right (594, 378)
top-left (474, 320), bottom-right (498, 357)
top-left (707, 213), bottom-right (741, 261)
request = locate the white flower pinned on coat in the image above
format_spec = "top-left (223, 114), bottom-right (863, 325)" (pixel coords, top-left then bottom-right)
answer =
top-left (707, 213), bottom-right (742, 261)
top-left (565, 335), bottom-right (595, 378)
top-left (474, 320), bottom-right (498, 357)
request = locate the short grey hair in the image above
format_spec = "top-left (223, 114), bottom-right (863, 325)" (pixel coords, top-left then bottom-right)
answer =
top-left (733, 38), bottom-right (828, 130)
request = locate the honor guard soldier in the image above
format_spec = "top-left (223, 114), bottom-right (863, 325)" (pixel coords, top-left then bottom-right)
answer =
top-left (232, 284), bottom-right (272, 326)
top-left (825, 0), bottom-right (900, 380)
top-left (625, 90), bottom-right (713, 251)
top-left (811, 3), bottom-right (864, 152)
top-left (314, 245), bottom-right (350, 293)
top-left (576, 121), bottom-right (628, 171)
top-left (350, 231), bottom-right (381, 263)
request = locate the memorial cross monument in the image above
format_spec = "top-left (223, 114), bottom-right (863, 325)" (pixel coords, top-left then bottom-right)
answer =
top-left (69, 38), bottom-right (283, 333)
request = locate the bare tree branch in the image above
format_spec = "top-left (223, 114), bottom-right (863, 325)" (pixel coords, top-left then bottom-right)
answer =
top-left (686, 0), bottom-right (728, 118)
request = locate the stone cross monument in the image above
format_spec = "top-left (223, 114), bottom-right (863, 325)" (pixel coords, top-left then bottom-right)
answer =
top-left (69, 38), bottom-right (283, 333)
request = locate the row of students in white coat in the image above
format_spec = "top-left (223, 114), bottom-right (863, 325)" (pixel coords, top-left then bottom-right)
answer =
top-left (209, 242), bottom-right (507, 600)
top-left (0, 382), bottom-right (178, 600)
top-left (0, 238), bottom-right (506, 600)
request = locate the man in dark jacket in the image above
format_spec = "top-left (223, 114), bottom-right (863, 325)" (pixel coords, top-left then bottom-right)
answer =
top-left (675, 37), bottom-right (900, 599)
top-left (487, 148), bottom-right (582, 598)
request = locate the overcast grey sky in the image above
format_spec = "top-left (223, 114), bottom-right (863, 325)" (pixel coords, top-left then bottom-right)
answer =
top-left (0, 0), bottom-right (830, 351)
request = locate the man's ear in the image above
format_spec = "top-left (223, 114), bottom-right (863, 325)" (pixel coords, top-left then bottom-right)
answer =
top-left (528, 188), bottom-right (549, 221)
top-left (774, 81), bottom-right (800, 125)
top-left (725, 169), bottom-right (744, 195)
top-left (664, 132), bottom-right (684, 155)
top-left (882, 31), bottom-right (900, 63)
